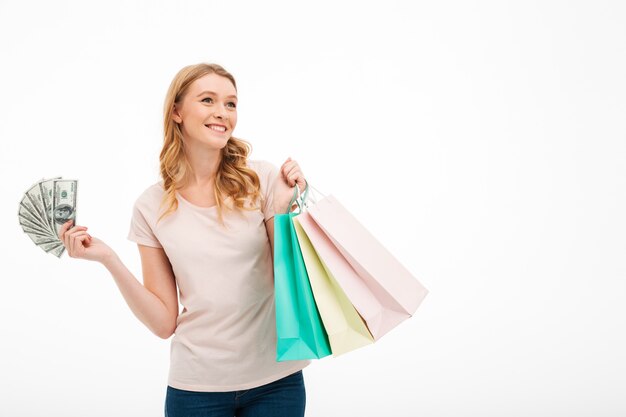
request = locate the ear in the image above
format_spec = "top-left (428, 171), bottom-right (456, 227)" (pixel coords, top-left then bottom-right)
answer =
top-left (172, 105), bottom-right (183, 124)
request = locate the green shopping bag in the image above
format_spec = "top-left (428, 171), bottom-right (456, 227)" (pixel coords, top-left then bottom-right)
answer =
top-left (274, 183), bottom-right (331, 361)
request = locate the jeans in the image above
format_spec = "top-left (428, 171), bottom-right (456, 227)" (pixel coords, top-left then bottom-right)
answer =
top-left (164, 370), bottom-right (306, 417)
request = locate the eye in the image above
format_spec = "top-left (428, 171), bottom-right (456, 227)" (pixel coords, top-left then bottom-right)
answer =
top-left (201, 97), bottom-right (237, 108)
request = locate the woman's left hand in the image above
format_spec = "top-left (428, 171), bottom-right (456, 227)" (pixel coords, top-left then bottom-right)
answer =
top-left (272, 157), bottom-right (307, 214)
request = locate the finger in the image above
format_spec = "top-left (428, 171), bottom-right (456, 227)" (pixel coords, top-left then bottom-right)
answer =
top-left (295, 176), bottom-right (307, 189)
top-left (72, 234), bottom-right (91, 256)
top-left (281, 159), bottom-right (297, 173)
top-left (288, 173), bottom-right (300, 187)
top-left (69, 232), bottom-right (77, 255)
top-left (69, 230), bottom-right (89, 240)
top-left (283, 163), bottom-right (299, 180)
top-left (63, 224), bottom-right (73, 249)
top-left (285, 165), bottom-right (300, 177)
top-left (281, 165), bottom-right (294, 180)
top-left (69, 230), bottom-right (81, 254)
top-left (69, 229), bottom-right (89, 239)
top-left (59, 219), bottom-right (74, 240)
top-left (69, 230), bottom-right (89, 254)
top-left (66, 226), bottom-right (88, 245)
top-left (71, 233), bottom-right (90, 256)
top-left (285, 167), bottom-right (302, 186)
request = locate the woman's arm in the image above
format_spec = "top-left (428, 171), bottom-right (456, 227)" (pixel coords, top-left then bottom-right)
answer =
top-left (266, 157), bottom-right (306, 264)
top-left (58, 220), bottom-right (178, 339)
top-left (265, 217), bottom-right (275, 263)
top-left (102, 247), bottom-right (179, 339)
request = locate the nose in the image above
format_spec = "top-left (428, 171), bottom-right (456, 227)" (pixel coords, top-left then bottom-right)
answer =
top-left (212, 112), bottom-right (227, 124)
top-left (213, 103), bottom-right (228, 120)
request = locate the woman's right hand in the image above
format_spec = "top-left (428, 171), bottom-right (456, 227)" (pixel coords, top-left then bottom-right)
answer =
top-left (58, 220), bottom-right (114, 264)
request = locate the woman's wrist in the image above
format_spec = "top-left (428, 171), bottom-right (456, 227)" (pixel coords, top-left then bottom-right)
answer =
top-left (101, 250), bottom-right (120, 270)
top-left (274, 202), bottom-right (298, 214)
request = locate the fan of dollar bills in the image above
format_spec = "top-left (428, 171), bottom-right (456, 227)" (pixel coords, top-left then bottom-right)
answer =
top-left (18, 177), bottom-right (78, 258)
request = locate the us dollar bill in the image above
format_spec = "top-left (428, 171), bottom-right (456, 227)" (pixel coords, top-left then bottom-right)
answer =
top-left (19, 214), bottom-right (53, 237)
top-left (48, 244), bottom-right (66, 258)
top-left (18, 177), bottom-right (77, 258)
top-left (40, 177), bottom-right (62, 233)
top-left (24, 181), bottom-right (55, 235)
top-left (52, 179), bottom-right (78, 240)
top-left (18, 202), bottom-right (51, 234)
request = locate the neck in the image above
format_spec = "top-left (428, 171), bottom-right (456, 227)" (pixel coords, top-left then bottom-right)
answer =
top-left (183, 142), bottom-right (223, 188)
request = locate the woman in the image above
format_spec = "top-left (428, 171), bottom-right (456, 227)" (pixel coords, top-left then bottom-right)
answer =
top-left (58, 63), bottom-right (310, 417)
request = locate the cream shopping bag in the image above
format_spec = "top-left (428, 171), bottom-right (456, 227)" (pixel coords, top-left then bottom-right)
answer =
top-left (293, 214), bottom-right (374, 356)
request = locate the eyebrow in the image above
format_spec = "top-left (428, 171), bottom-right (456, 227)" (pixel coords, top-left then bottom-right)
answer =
top-left (196, 90), bottom-right (238, 100)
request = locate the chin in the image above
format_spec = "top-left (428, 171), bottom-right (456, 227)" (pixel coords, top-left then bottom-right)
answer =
top-left (202, 135), bottom-right (230, 146)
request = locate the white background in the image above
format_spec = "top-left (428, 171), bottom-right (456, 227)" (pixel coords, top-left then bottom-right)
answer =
top-left (1, 1), bottom-right (625, 416)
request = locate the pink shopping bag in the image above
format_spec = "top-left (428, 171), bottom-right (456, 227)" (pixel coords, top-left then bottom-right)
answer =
top-left (305, 195), bottom-right (428, 340)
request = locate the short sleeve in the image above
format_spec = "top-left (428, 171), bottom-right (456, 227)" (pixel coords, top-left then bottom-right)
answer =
top-left (127, 198), bottom-right (163, 248)
top-left (256, 160), bottom-right (280, 222)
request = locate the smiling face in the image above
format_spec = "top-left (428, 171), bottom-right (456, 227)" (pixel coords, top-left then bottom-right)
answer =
top-left (172, 73), bottom-right (238, 151)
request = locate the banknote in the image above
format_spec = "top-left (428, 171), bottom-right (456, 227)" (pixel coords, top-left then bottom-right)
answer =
top-left (18, 177), bottom-right (78, 258)
top-left (52, 179), bottom-right (78, 240)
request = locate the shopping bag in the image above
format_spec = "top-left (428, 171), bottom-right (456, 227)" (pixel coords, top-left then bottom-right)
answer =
top-left (274, 186), bottom-right (332, 361)
top-left (293, 214), bottom-right (374, 356)
top-left (306, 194), bottom-right (428, 340)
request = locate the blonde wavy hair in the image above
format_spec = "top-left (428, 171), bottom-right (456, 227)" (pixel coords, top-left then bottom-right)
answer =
top-left (157, 63), bottom-right (263, 227)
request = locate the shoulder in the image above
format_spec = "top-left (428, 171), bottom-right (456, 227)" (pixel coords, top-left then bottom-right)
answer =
top-left (246, 159), bottom-right (280, 202)
top-left (247, 159), bottom-right (280, 191)
top-left (246, 159), bottom-right (279, 177)
top-left (132, 180), bottom-right (165, 208)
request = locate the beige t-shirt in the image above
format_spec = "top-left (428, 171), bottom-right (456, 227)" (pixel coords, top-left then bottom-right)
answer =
top-left (127, 159), bottom-right (310, 392)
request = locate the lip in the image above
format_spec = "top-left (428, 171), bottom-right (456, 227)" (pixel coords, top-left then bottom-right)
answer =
top-left (205, 124), bottom-right (228, 133)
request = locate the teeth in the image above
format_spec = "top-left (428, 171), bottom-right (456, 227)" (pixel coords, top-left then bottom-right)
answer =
top-left (207, 124), bottom-right (226, 132)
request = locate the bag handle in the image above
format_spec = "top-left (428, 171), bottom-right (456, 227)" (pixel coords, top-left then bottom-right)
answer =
top-left (300, 183), bottom-right (326, 210)
top-left (283, 180), bottom-right (310, 214)
top-left (282, 181), bottom-right (328, 213)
